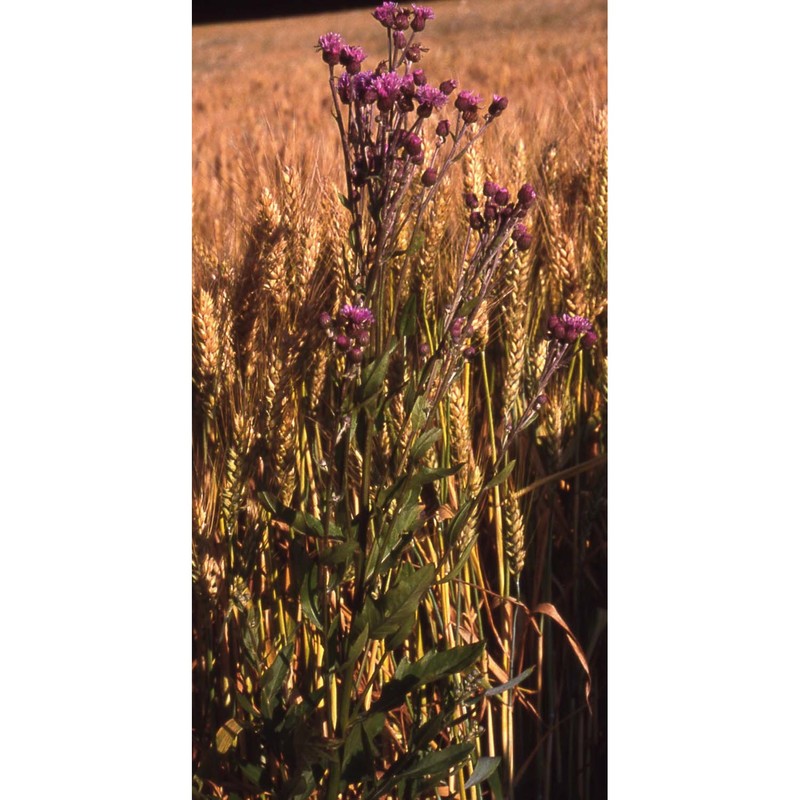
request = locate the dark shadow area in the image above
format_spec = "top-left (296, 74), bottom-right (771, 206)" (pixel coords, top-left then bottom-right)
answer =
top-left (193, 0), bottom-right (379, 25)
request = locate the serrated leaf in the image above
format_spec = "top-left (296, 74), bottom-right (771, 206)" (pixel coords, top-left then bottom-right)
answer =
top-left (485, 459), bottom-right (517, 490)
top-left (485, 665), bottom-right (535, 697)
top-left (215, 719), bottom-right (243, 754)
top-left (464, 756), bottom-right (502, 789)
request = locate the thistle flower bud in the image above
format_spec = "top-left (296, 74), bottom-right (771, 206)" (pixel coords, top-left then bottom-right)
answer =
top-left (403, 132), bottom-right (423, 156)
top-left (494, 186), bottom-right (510, 205)
top-left (464, 191), bottom-right (479, 209)
top-left (451, 317), bottom-right (465, 340)
top-left (517, 182), bottom-right (536, 209)
top-left (547, 315), bottom-right (560, 331)
top-left (335, 334), bottom-right (350, 351)
top-left (552, 324), bottom-right (566, 340)
top-left (319, 312), bottom-right (333, 328)
top-left (511, 223), bottom-right (527, 242)
top-left (535, 394), bottom-right (548, 408)
top-left (419, 342), bottom-right (431, 357)
top-left (488, 94), bottom-right (508, 116)
top-left (392, 30), bottom-right (407, 49)
top-left (483, 180), bottom-right (499, 199)
top-left (516, 232), bottom-right (533, 251)
top-left (484, 203), bottom-right (498, 221)
top-left (411, 4), bottom-right (434, 31)
top-left (439, 78), bottom-right (457, 95)
top-left (421, 167), bottom-right (438, 187)
top-left (412, 68), bottom-right (427, 85)
top-left (436, 119), bottom-right (450, 138)
top-left (394, 11), bottom-right (410, 30)
top-left (356, 329), bottom-right (372, 347)
top-left (469, 211), bottom-right (484, 230)
top-left (463, 345), bottom-right (478, 360)
top-left (565, 328), bottom-right (579, 343)
top-left (582, 330), bottom-right (598, 349)
top-left (405, 43), bottom-right (422, 62)
top-left (348, 346), bottom-right (364, 363)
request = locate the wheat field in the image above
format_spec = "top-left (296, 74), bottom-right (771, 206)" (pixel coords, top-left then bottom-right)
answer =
top-left (193, 2), bottom-right (607, 798)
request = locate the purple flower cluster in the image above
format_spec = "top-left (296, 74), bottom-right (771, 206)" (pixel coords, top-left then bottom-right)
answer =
top-left (321, 304), bottom-right (376, 364)
top-left (373, 2), bottom-right (434, 32)
top-left (547, 314), bottom-right (598, 348)
top-left (318, 34), bottom-right (367, 73)
top-left (463, 181), bottom-right (538, 250)
top-left (454, 90), bottom-right (482, 124)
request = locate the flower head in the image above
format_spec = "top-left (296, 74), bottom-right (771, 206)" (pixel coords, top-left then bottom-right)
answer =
top-left (317, 32), bottom-right (345, 66)
top-left (547, 314), bottom-right (595, 343)
top-left (517, 183), bottom-right (536, 209)
top-left (373, 2), bottom-right (399, 27)
top-left (340, 44), bottom-right (367, 74)
top-left (411, 5), bottom-right (435, 31)
top-left (488, 94), bottom-right (509, 116)
top-left (455, 90), bottom-right (482, 123)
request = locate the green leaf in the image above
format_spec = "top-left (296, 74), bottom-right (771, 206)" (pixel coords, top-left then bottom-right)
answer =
top-left (261, 638), bottom-right (294, 717)
top-left (342, 622), bottom-right (370, 671)
top-left (406, 229), bottom-right (426, 257)
top-left (318, 538), bottom-right (360, 566)
top-left (436, 532), bottom-right (478, 584)
top-left (397, 293), bottom-right (418, 337)
top-left (485, 459), bottom-right (517, 490)
top-left (409, 427), bottom-right (442, 461)
top-left (484, 665), bottom-right (534, 697)
top-left (360, 564), bottom-right (436, 640)
top-left (375, 642), bottom-right (484, 711)
top-left (342, 711), bottom-right (386, 782)
top-left (394, 741), bottom-right (475, 782)
top-left (404, 463), bottom-right (463, 496)
top-left (464, 756), bottom-right (502, 789)
top-left (360, 340), bottom-right (397, 401)
top-left (258, 492), bottom-right (344, 540)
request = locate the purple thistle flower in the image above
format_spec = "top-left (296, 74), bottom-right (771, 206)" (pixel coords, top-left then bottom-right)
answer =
top-left (374, 71), bottom-right (402, 111)
top-left (416, 83), bottom-right (447, 109)
top-left (394, 10), bottom-right (410, 30)
top-left (488, 94), bottom-right (509, 116)
top-left (439, 78), bottom-right (458, 95)
top-left (483, 180), bottom-right (499, 199)
top-left (337, 72), bottom-right (352, 104)
top-left (340, 44), bottom-right (367, 74)
top-left (517, 183), bottom-right (536, 209)
top-left (516, 232), bottom-right (533, 251)
top-left (373, 2), bottom-right (399, 27)
top-left (412, 68), bottom-right (427, 85)
top-left (352, 71), bottom-right (378, 103)
top-left (455, 90), bottom-right (481, 112)
top-left (317, 32), bottom-right (345, 66)
top-left (340, 304), bottom-right (376, 329)
top-left (347, 346), bottom-right (365, 363)
top-left (547, 313), bottom-right (595, 344)
top-left (411, 5), bottom-right (435, 31)
top-left (403, 132), bottom-right (423, 157)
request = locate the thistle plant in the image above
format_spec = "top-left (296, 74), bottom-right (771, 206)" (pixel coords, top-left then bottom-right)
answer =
top-left (193, 5), bottom-right (601, 800)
